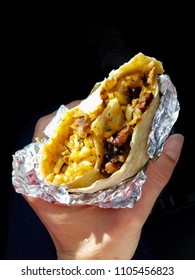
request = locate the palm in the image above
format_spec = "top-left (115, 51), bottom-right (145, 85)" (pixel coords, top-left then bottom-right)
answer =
top-left (25, 197), bottom-right (142, 259)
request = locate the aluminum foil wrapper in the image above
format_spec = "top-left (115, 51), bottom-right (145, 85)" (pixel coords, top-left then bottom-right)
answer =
top-left (12, 74), bottom-right (180, 208)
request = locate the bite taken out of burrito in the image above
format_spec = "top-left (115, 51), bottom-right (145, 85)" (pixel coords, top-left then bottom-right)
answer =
top-left (37, 52), bottom-right (164, 193)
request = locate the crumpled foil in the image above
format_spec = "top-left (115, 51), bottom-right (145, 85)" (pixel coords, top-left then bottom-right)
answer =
top-left (12, 74), bottom-right (180, 208)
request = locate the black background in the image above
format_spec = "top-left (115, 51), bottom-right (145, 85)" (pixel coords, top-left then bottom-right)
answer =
top-left (1, 2), bottom-right (195, 259)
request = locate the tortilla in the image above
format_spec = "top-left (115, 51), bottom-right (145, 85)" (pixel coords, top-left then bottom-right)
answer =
top-left (38, 52), bottom-right (164, 193)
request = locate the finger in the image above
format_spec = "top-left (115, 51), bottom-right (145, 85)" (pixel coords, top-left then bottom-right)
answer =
top-left (67, 100), bottom-right (82, 108)
top-left (132, 134), bottom-right (184, 221)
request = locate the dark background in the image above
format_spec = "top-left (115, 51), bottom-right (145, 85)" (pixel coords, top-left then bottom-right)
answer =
top-left (1, 3), bottom-right (195, 259)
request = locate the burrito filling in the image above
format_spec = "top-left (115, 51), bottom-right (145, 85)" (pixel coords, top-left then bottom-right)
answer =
top-left (40, 66), bottom-right (159, 186)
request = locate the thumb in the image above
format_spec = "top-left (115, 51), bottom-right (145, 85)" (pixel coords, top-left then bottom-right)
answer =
top-left (133, 133), bottom-right (184, 220)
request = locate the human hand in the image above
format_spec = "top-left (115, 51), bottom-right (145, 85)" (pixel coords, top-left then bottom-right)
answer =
top-left (24, 100), bottom-right (184, 260)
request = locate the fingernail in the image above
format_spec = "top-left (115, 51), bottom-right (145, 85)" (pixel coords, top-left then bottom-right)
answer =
top-left (164, 134), bottom-right (184, 161)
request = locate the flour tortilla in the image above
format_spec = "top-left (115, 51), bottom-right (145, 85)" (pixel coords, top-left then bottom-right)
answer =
top-left (38, 53), bottom-right (164, 193)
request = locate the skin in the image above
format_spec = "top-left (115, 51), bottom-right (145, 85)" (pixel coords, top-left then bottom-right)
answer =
top-left (24, 100), bottom-right (184, 260)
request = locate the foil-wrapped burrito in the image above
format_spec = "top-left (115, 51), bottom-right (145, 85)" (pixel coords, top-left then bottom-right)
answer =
top-left (12, 53), bottom-right (180, 208)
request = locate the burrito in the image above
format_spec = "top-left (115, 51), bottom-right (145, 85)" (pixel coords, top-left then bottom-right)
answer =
top-left (38, 52), bottom-right (164, 193)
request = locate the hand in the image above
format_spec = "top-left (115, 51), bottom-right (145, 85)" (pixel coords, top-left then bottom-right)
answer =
top-left (24, 100), bottom-right (184, 260)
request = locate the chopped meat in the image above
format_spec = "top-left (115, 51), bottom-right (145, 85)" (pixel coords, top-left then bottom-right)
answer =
top-left (72, 117), bottom-right (91, 138)
top-left (113, 124), bottom-right (133, 147)
top-left (105, 162), bottom-right (121, 174)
